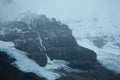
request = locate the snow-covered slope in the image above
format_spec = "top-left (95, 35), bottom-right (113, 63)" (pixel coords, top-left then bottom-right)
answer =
top-left (64, 18), bottom-right (120, 73)
top-left (0, 40), bottom-right (60, 80)
top-left (0, 40), bottom-right (80, 80)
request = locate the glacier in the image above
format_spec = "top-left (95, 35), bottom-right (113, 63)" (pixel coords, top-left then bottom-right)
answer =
top-left (64, 18), bottom-right (120, 73)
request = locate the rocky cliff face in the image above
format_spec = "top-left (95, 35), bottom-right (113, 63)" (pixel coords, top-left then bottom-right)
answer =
top-left (0, 14), bottom-right (97, 68)
top-left (0, 14), bottom-right (120, 80)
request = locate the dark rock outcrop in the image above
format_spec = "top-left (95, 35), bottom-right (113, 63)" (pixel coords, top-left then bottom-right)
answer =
top-left (57, 66), bottom-right (120, 80)
top-left (0, 51), bottom-right (45, 80)
top-left (0, 15), bottom-right (97, 68)
top-left (0, 14), bottom-right (120, 80)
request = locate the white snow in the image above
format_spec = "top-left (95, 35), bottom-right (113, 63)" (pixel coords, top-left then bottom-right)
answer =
top-left (76, 39), bottom-right (120, 73)
top-left (0, 40), bottom-right (60, 80)
top-left (64, 19), bottom-right (120, 73)
top-left (45, 58), bottom-right (82, 73)
top-left (0, 40), bottom-right (81, 80)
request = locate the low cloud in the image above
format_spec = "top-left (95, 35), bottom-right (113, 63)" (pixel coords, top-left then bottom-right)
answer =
top-left (0, 0), bottom-right (120, 22)
top-left (1, 0), bottom-right (12, 4)
top-left (0, 0), bottom-right (20, 21)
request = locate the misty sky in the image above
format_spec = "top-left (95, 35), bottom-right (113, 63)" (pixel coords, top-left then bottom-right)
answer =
top-left (0, 0), bottom-right (120, 21)
top-left (0, 0), bottom-right (19, 21)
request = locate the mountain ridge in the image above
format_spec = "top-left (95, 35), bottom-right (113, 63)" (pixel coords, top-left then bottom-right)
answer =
top-left (0, 14), bottom-right (120, 80)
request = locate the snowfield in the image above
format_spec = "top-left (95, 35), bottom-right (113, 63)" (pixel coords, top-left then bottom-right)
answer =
top-left (64, 18), bottom-right (120, 73)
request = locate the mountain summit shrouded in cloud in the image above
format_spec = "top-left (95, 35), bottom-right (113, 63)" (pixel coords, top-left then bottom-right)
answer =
top-left (0, 0), bottom-right (120, 80)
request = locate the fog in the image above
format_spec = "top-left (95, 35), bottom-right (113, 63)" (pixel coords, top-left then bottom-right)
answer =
top-left (0, 0), bottom-right (20, 21)
top-left (0, 0), bottom-right (120, 21)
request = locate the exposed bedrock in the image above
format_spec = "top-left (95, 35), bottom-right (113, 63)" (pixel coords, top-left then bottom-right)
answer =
top-left (0, 15), bottom-right (97, 67)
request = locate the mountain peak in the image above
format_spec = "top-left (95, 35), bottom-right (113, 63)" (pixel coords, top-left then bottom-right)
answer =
top-left (16, 11), bottom-right (40, 23)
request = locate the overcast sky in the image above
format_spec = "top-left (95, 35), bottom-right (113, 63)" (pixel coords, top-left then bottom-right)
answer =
top-left (0, 0), bottom-right (120, 21)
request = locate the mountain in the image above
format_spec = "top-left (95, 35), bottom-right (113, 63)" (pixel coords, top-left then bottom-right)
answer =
top-left (0, 13), bottom-right (120, 80)
top-left (0, 13), bottom-right (97, 68)
top-left (64, 18), bottom-right (120, 73)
